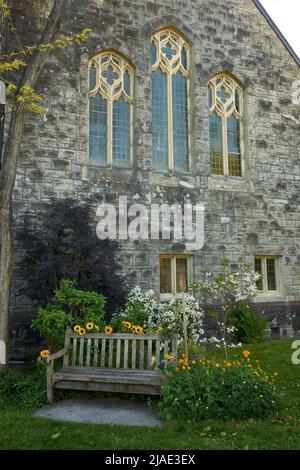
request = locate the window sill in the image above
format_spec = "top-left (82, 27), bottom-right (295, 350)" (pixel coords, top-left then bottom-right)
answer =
top-left (88, 162), bottom-right (133, 170)
top-left (252, 293), bottom-right (285, 303)
top-left (149, 172), bottom-right (198, 188)
top-left (160, 293), bottom-right (188, 302)
top-left (208, 175), bottom-right (253, 192)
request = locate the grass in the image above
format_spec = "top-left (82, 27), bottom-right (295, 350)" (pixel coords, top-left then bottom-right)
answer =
top-left (0, 339), bottom-right (300, 450)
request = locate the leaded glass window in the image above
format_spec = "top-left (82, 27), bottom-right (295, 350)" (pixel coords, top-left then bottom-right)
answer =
top-left (89, 51), bottom-right (134, 166)
top-left (208, 74), bottom-right (243, 177)
top-left (160, 255), bottom-right (191, 300)
top-left (254, 256), bottom-right (281, 294)
top-left (151, 29), bottom-right (190, 172)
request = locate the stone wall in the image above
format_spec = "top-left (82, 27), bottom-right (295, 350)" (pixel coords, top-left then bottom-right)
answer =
top-left (7, 0), bottom-right (300, 360)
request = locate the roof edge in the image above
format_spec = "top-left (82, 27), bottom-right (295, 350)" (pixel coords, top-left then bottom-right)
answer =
top-left (253, 0), bottom-right (300, 67)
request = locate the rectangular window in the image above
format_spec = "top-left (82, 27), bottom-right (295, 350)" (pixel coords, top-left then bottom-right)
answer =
top-left (254, 256), bottom-right (281, 295)
top-left (160, 255), bottom-right (191, 300)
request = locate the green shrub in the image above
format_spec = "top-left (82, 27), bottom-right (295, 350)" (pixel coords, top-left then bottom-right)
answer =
top-left (31, 279), bottom-right (106, 349)
top-left (32, 305), bottom-right (73, 349)
top-left (0, 364), bottom-right (47, 410)
top-left (158, 353), bottom-right (281, 421)
top-left (230, 301), bottom-right (267, 344)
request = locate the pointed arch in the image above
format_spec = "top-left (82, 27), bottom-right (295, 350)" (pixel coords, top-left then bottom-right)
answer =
top-left (88, 50), bottom-right (134, 166)
top-left (208, 72), bottom-right (244, 177)
top-left (151, 27), bottom-right (191, 172)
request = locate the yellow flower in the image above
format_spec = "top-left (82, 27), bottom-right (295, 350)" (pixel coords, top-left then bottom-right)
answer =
top-left (225, 362), bottom-right (232, 367)
top-left (79, 328), bottom-right (86, 336)
top-left (94, 325), bottom-right (99, 332)
top-left (135, 326), bottom-right (144, 335)
top-left (164, 354), bottom-right (174, 360)
top-left (156, 326), bottom-right (164, 333)
top-left (122, 321), bottom-right (131, 329)
top-left (105, 326), bottom-right (113, 335)
top-left (274, 372), bottom-right (278, 377)
top-left (74, 325), bottom-right (81, 333)
top-left (40, 349), bottom-right (49, 359)
top-left (86, 322), bottom-right (94, 330)
top-left (192, 360), bottom-right (196, 365)
top-left (242, 350), bottom-right (251, 358)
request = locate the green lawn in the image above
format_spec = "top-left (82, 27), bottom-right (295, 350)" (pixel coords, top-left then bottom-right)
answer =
top-left (0, 340), bottom-right (300, 450)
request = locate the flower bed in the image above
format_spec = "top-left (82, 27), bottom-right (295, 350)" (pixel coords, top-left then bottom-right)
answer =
top-left (158, 351), bottom-right (282, 421)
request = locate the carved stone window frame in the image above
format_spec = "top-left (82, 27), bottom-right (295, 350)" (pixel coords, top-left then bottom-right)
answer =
top-left (88, 50), bottom-right (134, 167)
top-left (151, 28), bottom-right (191, 172)
top-left (208, 73), bottom-right (244, 177)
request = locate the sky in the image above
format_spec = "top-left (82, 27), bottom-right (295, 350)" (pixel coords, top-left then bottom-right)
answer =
top-left (259, 0), bottom-right (300, 58)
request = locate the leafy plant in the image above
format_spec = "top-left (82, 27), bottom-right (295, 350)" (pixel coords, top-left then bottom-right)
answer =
top-left (113, 287), bottom-right (204, 346)
top-left (0, 363), bottom-right (47, 410)
top-left (31, 305), bottom-right (73, 350)
top-left (158, 352), bottom-right (282, 421)
top-left (230, 301), bottom-right (267, 344)
top-left (191, 262), bottom-right (261, 359)
top-left (31, 279), bottom-right (106, 349)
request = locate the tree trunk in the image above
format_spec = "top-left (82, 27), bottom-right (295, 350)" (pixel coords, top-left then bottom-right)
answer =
top-left (0, 0), bottom-right (67, 367)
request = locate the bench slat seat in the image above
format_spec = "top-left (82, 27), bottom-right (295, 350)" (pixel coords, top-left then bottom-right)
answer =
top-left (46, 330), bottom-right (177, 403)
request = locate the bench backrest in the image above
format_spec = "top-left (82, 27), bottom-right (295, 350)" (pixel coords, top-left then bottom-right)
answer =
top-left (63, 332), bottom-right (177, 370)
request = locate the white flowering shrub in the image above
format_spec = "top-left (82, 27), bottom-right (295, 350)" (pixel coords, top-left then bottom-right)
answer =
top-left (191, 262), bottom-right (261, 359)
top-left (113, 287), bottom-right (204, 345)
top-left (112, 286), bottom-right (158, 329)
top-left (148, 294), bottom-right (204, 344)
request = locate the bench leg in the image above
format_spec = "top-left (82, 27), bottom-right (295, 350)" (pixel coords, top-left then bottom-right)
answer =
top-left (47, 382), bottom-right (54, 404)
top-left (47, 363), bottom-right (54, 404)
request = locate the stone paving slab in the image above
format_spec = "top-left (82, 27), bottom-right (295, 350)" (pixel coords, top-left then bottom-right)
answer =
top-left (34, 398), bottom-right (162, 428)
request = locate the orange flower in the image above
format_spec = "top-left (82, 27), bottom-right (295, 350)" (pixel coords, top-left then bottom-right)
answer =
top-left (105, 326), bottom-right (113, 335)
top-left (164, 354), bottom-right (174, 360)
top-left (242, 350), bottom-right (251, 359)
top-left (225, 362), bottom-right (232, 367)
top-left (40, 349), bottom-right (49, 359)
top-left (175, 367), bottom-right (180, 373)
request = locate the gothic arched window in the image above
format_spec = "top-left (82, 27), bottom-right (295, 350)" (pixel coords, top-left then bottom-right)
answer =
top-left (208, 73), bottom-right (243, 177)
top-left (151, 29), bottom-right (190, 172)
top-left (89, 51), bottom-right (134, 166)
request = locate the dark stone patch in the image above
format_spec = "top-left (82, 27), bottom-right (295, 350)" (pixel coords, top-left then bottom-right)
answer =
top-left (247, 233), bottom-right (259, 244)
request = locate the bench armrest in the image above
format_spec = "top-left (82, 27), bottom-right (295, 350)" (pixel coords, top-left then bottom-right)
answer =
top-left (47, 347), bottom-right (69, 364)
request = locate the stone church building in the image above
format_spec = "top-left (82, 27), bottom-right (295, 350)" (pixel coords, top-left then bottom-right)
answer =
top-left (7, 0), bottom-right (300, 360)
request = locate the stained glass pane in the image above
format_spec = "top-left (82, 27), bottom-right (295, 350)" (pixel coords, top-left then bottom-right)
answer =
top-left (176, 258), bottom-right (188, 293)
top-left (151, 43), bottom-right (157, 65)
top-left (89, 94), bottom-right (107, 165)
top-left (113, 97), bottom-right (130, 162)
top-left (208, 86), bottom-right (213, 108)
top-left (254, 258), bottom-right (263, 291)
top-left (266, 259), bottom-right (277, 291)
top-left (89, 66), bottom-right (96, 91)
top-left (172, 74), bottom-right (189, 171)
top-left (160, 258), bottom-right (172, 293)
top-left (209, 112), bottom-right (223, 175)
top-left (124, 72), bottom-right (130, 96)
top-left (152, 70), bottom-right (168, 170)
top-left (227, 116), bottom-right (242, 177)
top-left (181, 48), bottom-right (187, 70)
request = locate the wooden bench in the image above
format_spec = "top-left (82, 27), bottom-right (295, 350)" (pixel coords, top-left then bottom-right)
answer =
top-left (46, 330), bottom-right (177, 403)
